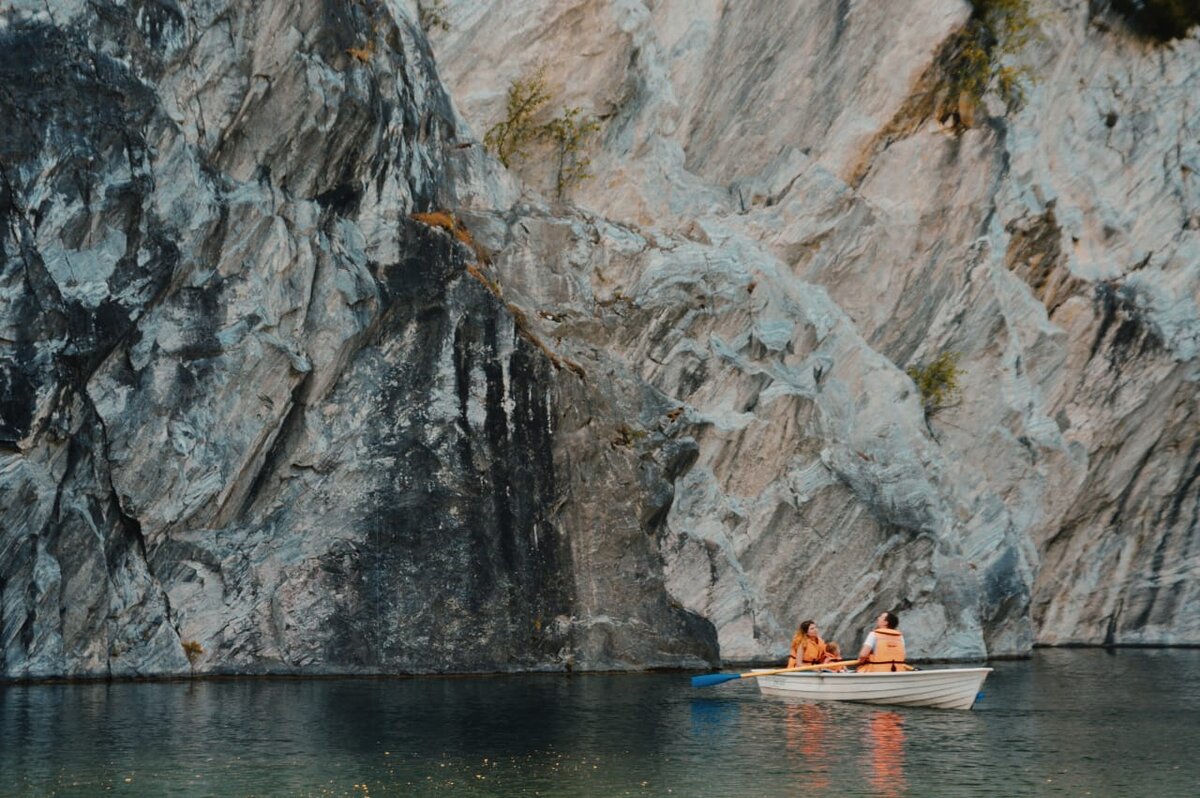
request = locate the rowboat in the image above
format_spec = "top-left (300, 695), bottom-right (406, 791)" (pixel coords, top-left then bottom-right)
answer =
top-left (754, 667), bottom-right (992, 711)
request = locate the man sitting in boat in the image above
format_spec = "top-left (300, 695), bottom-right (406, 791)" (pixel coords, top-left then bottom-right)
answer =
top-left (856, 611), bottom-right (913, 672)
top-left (786, 620), bottom-right (827, 668)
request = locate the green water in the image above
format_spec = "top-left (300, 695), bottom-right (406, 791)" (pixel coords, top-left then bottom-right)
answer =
top-left (2, 649), bottom-right (1198, 796)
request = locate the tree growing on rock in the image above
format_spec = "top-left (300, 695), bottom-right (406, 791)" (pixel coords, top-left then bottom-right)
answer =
top-left (484, 68), bottom-right (601, 199)
top-left (942, 0), bottom-right (1037, 125)
top-left (542, 106), bottom-right (601, 199)
top-left (907, 351), bottom-right (964, 417)
top-left (182, 640), bottom-right (204, 673)
top-left (418, 0), bottom-right (451, 32)
top-left (484, 67), bottom-right (554, 168)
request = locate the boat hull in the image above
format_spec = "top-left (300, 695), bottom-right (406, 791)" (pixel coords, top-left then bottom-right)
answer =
top-left (756, 667), bottom-right (992, 710)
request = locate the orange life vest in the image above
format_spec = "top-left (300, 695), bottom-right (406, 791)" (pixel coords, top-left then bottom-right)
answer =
top-left (787, 635), bottom-right (827, 668)
top-left (802, 636), bottom-right (827, 665)
top-left (859, 628), bottom-right (906, 672)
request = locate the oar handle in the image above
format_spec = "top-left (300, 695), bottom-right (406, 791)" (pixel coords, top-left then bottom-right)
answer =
top-left (739, 659), bottom-right (859, 679)
top-left (691, 659), bottom-right (861, 688)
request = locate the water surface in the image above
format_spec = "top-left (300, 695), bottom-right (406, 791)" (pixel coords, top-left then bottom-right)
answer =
top-left (2, 649), bottom-right (1198, 796)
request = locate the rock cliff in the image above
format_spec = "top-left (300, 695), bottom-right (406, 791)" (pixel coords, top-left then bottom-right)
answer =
top-left (1, 0), bottom-right (1197, 679)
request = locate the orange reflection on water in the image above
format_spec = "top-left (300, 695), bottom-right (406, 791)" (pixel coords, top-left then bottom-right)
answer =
top-left (784, 702), bottom-right (830, 790)
top-left (867, 710), bottom-right (907, 797)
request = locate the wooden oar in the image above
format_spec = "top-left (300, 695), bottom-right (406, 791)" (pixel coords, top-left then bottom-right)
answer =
top-left (691, 660), bottom-right (860, 688)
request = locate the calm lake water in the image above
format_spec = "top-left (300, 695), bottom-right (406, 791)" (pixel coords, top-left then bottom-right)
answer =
top-left (2, 649), bottom-right (1198, 796)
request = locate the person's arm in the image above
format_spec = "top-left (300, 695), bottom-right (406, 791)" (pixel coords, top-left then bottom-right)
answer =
top-left (857, 631), bottom-right (875, 665)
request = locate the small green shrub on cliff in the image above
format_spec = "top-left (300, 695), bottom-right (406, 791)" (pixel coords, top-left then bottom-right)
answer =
top-left (944, 0), bottom-right (1037, 122)
top-left (484, 69), bottom-right (601, 198)
top-left (612, 423), bottom-right (648, 448)
top-left (1112, 0), bottom-right (1200, 40)
top-left (182, 640), bottom-right (204, 670)
top-left (484, 68), bottom-right (554, 168)
top-left (907, 351), bottom-right (963, 415)
top-left (418, 0), bottom-right (451, 33)
top-left (542, 106), bottom-right (601, 199)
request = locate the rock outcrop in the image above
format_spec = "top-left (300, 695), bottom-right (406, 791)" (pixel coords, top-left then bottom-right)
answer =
top-left (429, 0), bottom-right (1200, 657)
top-left (0, 0), bottom-right (713, 679)
top-left (1, 0), bottom-right (1197, 679)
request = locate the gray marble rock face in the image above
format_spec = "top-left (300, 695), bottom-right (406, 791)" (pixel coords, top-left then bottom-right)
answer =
top-left (1, 0), bottom-right (1197, 680)
top-left (428, 0), bottom-right (1199, 660)
top-left (0, 0), bottom-right (714, 680)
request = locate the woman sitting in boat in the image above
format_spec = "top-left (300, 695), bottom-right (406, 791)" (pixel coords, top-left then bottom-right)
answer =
top-left (856, 611), bottom-right (914, 672)
top-left (786, 620), bottom-right (827, 668)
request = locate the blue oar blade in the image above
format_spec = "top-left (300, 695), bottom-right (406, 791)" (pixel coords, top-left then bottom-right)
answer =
top-left (691, 672), bottom-right (741, 688)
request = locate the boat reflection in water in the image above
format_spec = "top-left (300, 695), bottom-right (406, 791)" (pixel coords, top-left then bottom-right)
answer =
top-left (785, 702), bottom-right (830, 789)
top-left (783, 701), bottom-right (907, 794)
top-left (867, 710), bottom-right (906, 797)
top-left (689, 697), bottom-right (740, 740)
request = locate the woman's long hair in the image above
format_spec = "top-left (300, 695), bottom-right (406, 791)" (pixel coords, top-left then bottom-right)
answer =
top-left (790, 619), bottom-right (816, 652)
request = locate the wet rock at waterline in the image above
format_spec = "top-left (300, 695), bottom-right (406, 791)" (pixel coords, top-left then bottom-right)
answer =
top-left (2, 0), bottom-right (1198, 679)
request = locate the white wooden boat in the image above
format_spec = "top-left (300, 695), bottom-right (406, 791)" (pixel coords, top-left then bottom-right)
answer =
top-left (755, 667), bottom-right (992, 710)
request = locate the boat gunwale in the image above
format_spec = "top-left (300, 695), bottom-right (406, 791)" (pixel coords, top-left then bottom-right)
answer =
top-left (756, 667), bottom-right (991, 710)
top-left (752, 666), bottom-right (993, 679)
top-left (758, 678), bottom-right (987, 697)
